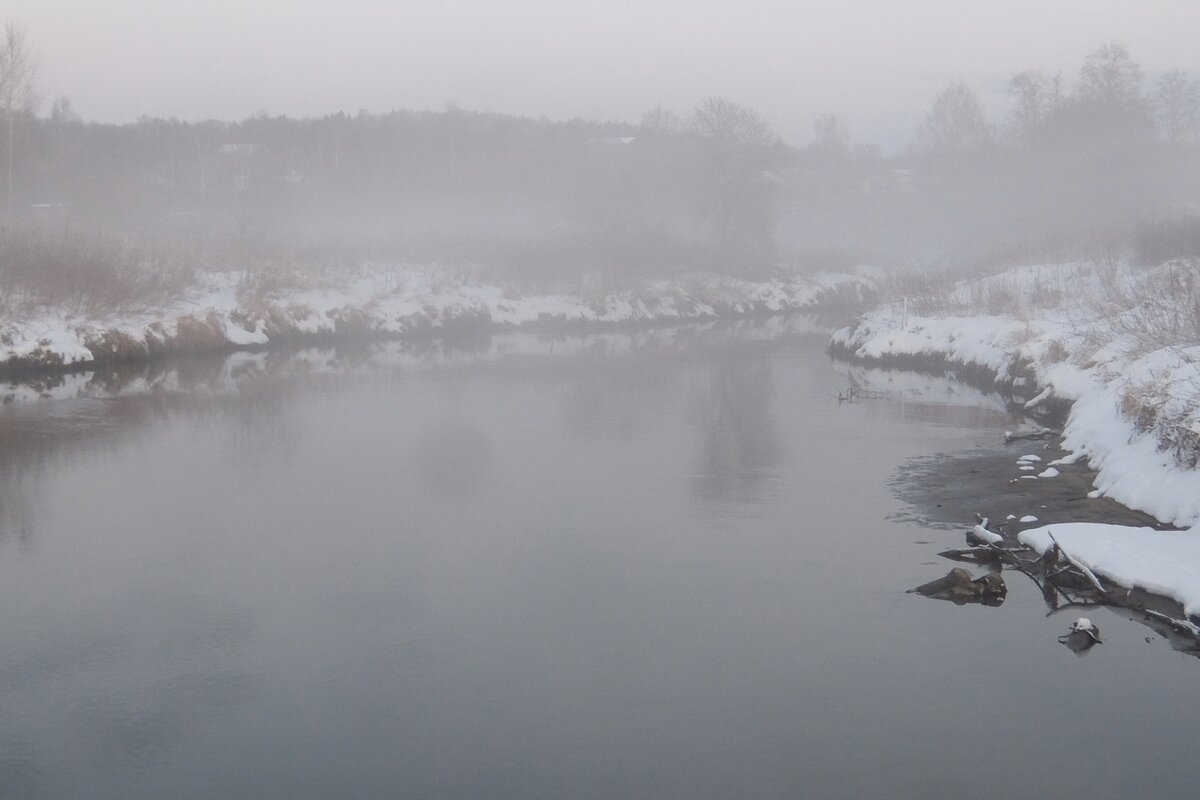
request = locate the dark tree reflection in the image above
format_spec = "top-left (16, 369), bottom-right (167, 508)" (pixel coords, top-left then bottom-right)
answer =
top-left (691, 347), bottom-right (780, 503)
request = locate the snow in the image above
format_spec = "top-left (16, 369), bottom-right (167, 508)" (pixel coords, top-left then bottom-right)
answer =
top-left (1020, 523), bottom-right (1200, 617)
top-left (1020, 515), bottom-right (1039, 522)
top-left (0, 265), bottom-right (877, 396)
top-left (835, 259), bottom-right (1200, 614)
top-left (969, 519), bottom-right (1003, 545)
top-left (833, 260), bottom-right (1200, 528)
top-left (0, 314), bottom-right (825, 405)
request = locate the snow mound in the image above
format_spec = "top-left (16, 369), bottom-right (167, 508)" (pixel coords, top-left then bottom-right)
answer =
top-left (1019, 523), bottom-right (1200, 617)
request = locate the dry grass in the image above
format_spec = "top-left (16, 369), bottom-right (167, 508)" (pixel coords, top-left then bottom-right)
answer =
top-left (1091, 260), bottom-right (1200, 355)
top-left (0, 224), bottom-right (198, 314)
top-left (879, 261), bottom-right (1078, 319)
top-left (1119, 375), bottom-right (1200, 469)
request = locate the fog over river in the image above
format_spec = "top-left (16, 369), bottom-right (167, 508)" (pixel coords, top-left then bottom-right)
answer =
top-left (1, 321), bottom-right (1197, 799)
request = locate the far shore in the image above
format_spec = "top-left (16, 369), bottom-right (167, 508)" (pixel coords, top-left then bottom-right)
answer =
top-left (0, 267), bottom-right (877, 388)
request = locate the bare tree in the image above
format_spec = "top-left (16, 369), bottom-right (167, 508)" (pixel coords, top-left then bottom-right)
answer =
top-left (1154, 69), bottom-right (1200, 145)
top-left (0, 21), bottom-right (37, 218)
top-left (690, 97), bottom-right (781, 274)
top-left (1071, 42), bottom-right (1152, 139)
top-left (916, 81), bottom-right (992, 158)
top-left (48, 96), bottom-right (79, 201)
top-left (1006, 70), bottom-right (1062, 141)
top-left (691, 96), bottom-right (777, 148)
top-left (1077, 42), bottom-right (1143, 110)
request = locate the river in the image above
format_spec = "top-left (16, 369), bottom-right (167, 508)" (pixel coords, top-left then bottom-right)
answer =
top-left (1, 320), bottom-right (1197, 799)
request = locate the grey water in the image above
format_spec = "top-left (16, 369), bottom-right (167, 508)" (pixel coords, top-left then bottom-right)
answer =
top-left (1, 323), bottom-right (1197, 800)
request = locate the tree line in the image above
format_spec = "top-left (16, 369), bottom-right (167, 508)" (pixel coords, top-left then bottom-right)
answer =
top-left (2, 25), bottom-right (1199, 281)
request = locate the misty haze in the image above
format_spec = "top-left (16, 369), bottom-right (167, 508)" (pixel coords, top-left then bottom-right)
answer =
top-left (3, 4), bottom-right (1200, 799)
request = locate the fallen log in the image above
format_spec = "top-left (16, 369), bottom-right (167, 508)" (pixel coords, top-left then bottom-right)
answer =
top-left (1004, 428), bottom-right (1060, 443)
top-left (1047, 532), bottom-right (1107, 594)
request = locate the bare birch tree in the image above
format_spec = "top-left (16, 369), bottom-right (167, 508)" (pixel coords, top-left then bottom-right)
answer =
top-left (690, 97), bottom-right (781, 274)
top-left (0, 21), bottom-right (37, 217)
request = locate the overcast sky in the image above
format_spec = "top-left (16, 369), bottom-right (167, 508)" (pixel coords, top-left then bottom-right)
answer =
top-left (6, 0), bottom-right (1199, 149)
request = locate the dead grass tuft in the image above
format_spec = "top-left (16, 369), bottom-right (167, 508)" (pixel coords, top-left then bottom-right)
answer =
top-left (0, 223), bottom-right (198, 314)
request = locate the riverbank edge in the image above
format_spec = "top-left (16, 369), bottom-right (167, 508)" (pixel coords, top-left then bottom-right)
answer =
top-left (829, 330), bottom-right (1200, 649)
top-left (1, 271), bottom-right (876, 385)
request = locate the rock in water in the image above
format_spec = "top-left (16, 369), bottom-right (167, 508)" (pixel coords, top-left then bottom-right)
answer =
top-left (1059, 617), bottom-right (1102, 654)
top-left (910, 567), bottom-right (973, 597)
top-left (909, 568), bottom-right (1007, 605)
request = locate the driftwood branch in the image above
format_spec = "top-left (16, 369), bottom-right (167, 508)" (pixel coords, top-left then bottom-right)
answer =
top-left (918, 517), bottom-right (1200, 655)
top-left (1142, 609), bottom-right (1200, 641)
top-left (1047, 533), bottom-right (1107, 594)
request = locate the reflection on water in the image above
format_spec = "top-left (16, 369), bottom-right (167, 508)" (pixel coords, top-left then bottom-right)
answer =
top-left (830, 360), bottom-right (1018, 430)
top-left (559, 357), bottom-right (674, 441)
top-left (2, 319), bottom-right (1200, 799)
top-left (691, 347), bottom-right (780, 504)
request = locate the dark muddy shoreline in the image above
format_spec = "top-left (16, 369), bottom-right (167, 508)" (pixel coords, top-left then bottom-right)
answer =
top-left (893, 440), bottom-right (1200, 656)
top-left (891, 441), bottom-right (1172, 535)
top-left (827, 343), bottom-right (1200, 655)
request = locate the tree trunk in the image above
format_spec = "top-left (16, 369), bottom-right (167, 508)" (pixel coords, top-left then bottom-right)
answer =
top-left (7, 109), bottom-right (13, 218)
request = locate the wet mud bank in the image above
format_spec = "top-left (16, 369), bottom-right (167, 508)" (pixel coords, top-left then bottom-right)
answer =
top-left (892, 442), bottom-right (1168, 534)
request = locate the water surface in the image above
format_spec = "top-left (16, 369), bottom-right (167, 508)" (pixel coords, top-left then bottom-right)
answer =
top-left (1, 322), bottom-right (1197, 799)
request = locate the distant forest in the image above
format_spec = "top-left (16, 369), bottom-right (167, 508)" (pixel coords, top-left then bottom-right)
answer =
top-left (4, 41), bottom-right (1200, 281)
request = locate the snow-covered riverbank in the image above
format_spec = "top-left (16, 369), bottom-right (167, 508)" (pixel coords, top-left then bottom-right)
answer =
top-left (1, 314), bottom-right (831, 405)
top-left (832, 259), bottom-right (1200, 618)
top-left (0, 265), bottom-right (877, 379)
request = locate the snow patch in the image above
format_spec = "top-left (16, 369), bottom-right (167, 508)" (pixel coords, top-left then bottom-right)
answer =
top-left (1019, 523), bottom-right (1200, 617)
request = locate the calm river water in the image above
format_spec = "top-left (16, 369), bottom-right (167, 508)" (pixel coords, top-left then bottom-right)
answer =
top-left (1, 320), bottom-right (1198, 799)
